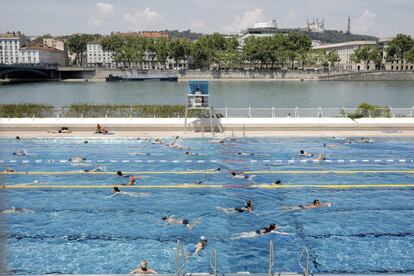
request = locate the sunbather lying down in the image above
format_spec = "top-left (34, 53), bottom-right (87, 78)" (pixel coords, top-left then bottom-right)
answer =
top-left (95, 124), bottom-right (111, 134)
top-left (48, 127), bottom-right (71, 133)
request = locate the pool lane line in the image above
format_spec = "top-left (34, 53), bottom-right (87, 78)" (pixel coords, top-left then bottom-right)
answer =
top-left (2, 170), bottom-right (414, 175)
top-left (2, 183), bottom-right (414, 189)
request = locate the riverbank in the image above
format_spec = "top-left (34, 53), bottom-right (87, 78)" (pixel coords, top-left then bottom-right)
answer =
top-left (92, 69), bottom-right (414, 81)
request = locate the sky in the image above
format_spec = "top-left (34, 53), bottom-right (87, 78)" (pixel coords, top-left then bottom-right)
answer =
top-left (1, 0), bottom-right (413, 37)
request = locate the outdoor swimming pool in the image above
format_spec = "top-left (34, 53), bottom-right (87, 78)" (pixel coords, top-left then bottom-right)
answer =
top-left (1, 137), bottom-right (414, 274)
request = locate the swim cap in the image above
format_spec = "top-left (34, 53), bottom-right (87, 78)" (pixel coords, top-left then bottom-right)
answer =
top-left (200, 235), bottom-right (208, 241)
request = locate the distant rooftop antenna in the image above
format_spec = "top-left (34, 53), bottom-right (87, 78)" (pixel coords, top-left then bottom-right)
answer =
top-left (347, 16), bottom-right (351, 34)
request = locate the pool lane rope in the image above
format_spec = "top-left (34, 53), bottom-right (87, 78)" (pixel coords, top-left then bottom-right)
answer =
top-left (2, 170), bottom-right (414, 175)
top-left (2, 183), bottom-right (414, 189)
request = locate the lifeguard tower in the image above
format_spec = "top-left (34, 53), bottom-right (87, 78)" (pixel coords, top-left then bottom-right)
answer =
top-left (184, 81), bottom-right (222, 134)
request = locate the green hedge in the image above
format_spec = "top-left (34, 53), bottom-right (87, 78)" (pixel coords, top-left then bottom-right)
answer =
top-left (342, 102), bottom-right (391, 119)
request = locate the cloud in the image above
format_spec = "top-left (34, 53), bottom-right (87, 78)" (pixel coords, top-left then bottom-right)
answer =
top-left (352, 9), bottom-right (376, 34)
top-left (223, 8), bottom-right (264, 33)
top-left (190, 19), bottom-right (207, 31)
top-left (88, 2), bottom-right (113, 27)
top-left (123, 7), bottom-right (163, 29)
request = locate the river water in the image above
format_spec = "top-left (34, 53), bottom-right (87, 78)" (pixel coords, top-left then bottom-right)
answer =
top-left (0, 81), bottom-right (413, 107)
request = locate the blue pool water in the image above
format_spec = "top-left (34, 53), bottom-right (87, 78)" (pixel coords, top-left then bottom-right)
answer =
top-left (1, 137), bottom-right (413, 274)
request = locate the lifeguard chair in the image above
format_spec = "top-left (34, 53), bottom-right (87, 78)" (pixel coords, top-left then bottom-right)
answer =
top-left (184, 81), bottom-right (221, 134)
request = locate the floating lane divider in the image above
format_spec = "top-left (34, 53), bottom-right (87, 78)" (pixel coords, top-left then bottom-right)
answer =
top-left (1, 159), bottom-right (414, 164)
top-left (2, 183), bottom-right (414, 189)
top-left (2, 170), bottom-right (414, 175)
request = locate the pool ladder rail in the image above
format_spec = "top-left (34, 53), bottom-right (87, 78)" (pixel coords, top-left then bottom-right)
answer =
top-left (176, 240), bottom-right (311, 276)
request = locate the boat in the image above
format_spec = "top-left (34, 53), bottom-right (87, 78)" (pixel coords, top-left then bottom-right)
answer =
top-left (105, 74), bottom-right (178, 82)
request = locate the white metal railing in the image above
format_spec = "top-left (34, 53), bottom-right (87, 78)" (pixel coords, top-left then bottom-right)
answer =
top-left (298, 247), bottom-right (310, 276)
top-left (1, 106), bottom-right (414, 118)
top-left (210, 248), bottom-right (217, 276)
top-left (268, 240), bottom-right (274, 276)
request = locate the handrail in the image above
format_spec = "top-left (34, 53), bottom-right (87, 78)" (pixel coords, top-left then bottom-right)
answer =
top-left (210, 248), bottom-right (217, 276)
top-left (268, 240), bottom-right (274, 276)
top-left (298, 247), bottom-right (310, 276)
top-left (176, 240), bottom-right (186, 276)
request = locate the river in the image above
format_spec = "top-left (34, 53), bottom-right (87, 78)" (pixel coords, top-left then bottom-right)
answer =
top-left (0, 80), bottom-right (413, 107)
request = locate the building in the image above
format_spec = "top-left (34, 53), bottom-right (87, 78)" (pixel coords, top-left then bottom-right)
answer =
top-left (254, 20), bottom-right (277, 29)
top-left (18, 44), bottom-right (65, 65)
top-left (307, 18), bottom-right (325, 33)
top-left (0, 31), bottom-right (29, 64)
top-left (139, 31), bottom-right (170, 39)
top-left (313, 40), bottom-right (377, 70)
top-left (86, 41), bottom-right (114, 68)
top-left (43, 38), bottom-right (69, 66)
top-left (378, 37), bottom-right (414, 71)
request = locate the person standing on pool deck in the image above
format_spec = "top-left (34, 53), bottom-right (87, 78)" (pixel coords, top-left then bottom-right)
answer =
top-left (130, 259), bottom-right (157, 274)
top-left (186, 236), bottom-right (208, 259)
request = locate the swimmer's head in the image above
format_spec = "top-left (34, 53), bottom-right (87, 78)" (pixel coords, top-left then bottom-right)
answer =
top-left (231, 172), bottom-right (236, 176)
top-left (113, 187), bottom-right (120, 193)
top-left (117, 171), bottom-right (123, 176)
top-left (130, 176), bottom-right (136, 181)
top-left (313, 199), bottom-right (320, 206)
top-left (216, 168), bottom-right (221, 171)
top-left (13, 152), bottom-right (17, 155)
top-left (300, 150), bottom-right (304, 154)
top-left (16, 136), bottom-right (20, 140)
top-left (246, 200), bottom-right (253, 207)
top-left (274, 180), bottom-right (281, 184)
top-left (140, 260), bottom-right (148, 270)
top-left (323, 144), bottom-right (326, 147)
top-left (84, 141), bottom-right (88, 144)
top-left (200, 235), bottom-right (208, 242)
top-left (162, 216), bottom-right (167, 221)
top-left (269, 224), bottom-right (277, 230)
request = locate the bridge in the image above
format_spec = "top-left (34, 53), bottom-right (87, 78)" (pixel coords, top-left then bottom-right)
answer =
top-left (0, 64), bottom-right (95, 82)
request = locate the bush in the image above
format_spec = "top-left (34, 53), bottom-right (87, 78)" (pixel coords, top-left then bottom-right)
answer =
top-left (345, 102), bottom-right (391, 119)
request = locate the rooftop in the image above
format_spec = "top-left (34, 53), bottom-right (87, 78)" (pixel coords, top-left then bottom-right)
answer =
top-left (313, 40), bottom-right (377, 50)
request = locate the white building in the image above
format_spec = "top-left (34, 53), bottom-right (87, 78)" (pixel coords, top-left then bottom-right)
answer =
top-left (18, 45), bottom-right (65, 66)
top-left (0, 31), bottom-right (29, 64)
top-left (254, 20), bottom-right (277, 29)
top-left (307, 18), bottom-right (325, 33)
top-left (87, 41), bottom-right (114, 68)
top-left (378, 37), bottom-right (414, 71)
top-left (313, 40), bottom-right (377, 70)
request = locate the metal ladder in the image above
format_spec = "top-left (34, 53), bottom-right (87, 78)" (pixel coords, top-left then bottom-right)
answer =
top-left (210, 248), bottom-right (218, 276)
top-left (268, 240), bottom-right (274, 276)
top-left (298, 246), bottom-right (310, 276)
top-left (176, 241), bottom-right (187, 276)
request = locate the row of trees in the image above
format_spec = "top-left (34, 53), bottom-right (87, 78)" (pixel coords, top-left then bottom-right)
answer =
top-left (66, 32), bottom-right (414, 70)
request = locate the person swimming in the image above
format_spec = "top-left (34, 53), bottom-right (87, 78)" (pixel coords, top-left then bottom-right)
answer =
top-left (231, 223), bottom-right (289, 240)
top-left (219, 200), bottom-right (254, 214)
top-left (0, 207), bottom-right (34, 214)
top-left (69, 157), bottom-right (87, 163)
top-left (116, 171), bottom-right (132, 177)
top-left (185, 236), bottom-right (208, 259)
top-left (162, 216), bottom-right (200, 230)
top-left (313, 153), bottom-right (327, 161)
top-left (273, 180), bottom-right (282, 185)
top-left (129, 259), bottom-right (157, 274)
top-left (110, 186), bottom-right (148, 198)
top-left (128, 176), bottom-right (136, 185)
top-left (288, 199), bottom-right (332, 210)
top-left (81, 166), bottom-right (106, 173)
top-left (230, 171), bottom-right (255, 180)
top-left (13, 149), bottom-right (28, 156)
top-left (4, 168), bottom-right (15, 172)
top-left (300, 150), bottom-right (313, 157)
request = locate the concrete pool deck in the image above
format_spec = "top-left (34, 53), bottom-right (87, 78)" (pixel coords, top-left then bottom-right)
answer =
top-left (1, 117), bottom-right (414, 138)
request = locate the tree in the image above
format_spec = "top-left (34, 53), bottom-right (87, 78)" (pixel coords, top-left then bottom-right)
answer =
top-left (154, 38), bottom-right (170, 69)
top-left (67, 34), bottom-right (95, 66)
top-left (351, 47), bottom-right (371, 69)
top-left (326, 51), bottom-right (340, 69)
top-left (386, 34), bottom-right (414, 61)
top-left (285, 32), bottom-right (312, 69)
top-left (368, 48), bottom-right (382, 69)
top-left (404, 47), bottom-right (414, 63)
top-left (169, 39), bottom-right (190, 69)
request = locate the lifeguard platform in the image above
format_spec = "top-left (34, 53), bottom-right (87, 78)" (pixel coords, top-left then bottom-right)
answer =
top-left (184, 81), bottom-right (222, 134)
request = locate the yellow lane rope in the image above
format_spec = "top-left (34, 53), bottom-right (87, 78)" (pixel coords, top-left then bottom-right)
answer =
top-left (2, 184), bottom-right (414, 189)
top-left (2, 170), bottom-right (414, 175)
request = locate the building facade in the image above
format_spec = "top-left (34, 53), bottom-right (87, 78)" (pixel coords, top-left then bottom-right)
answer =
top-left (18, 45), bottom-right (65, 66)
top-left (378, 37), bottom-right (414, 71)
top-left (307, 18), bottom-right (325, 33)
top-left (43, 38), bottom-right (68, 66)
top-left (86, 41), bottom-right (114, 68)
top-left (313, 41), bottom-right (377, 70)
top-left (0, 31), bottom-right (29, 64)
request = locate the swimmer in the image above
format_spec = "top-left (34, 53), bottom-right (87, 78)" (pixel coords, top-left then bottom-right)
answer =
top-left (13, 149), bottom-right (28, 156)
top-left (110, 186), bottom-right (148, 198)
top-left (287, 199), bottom-right (332, 210)
top-left (237, 152), bottom-right (254, 156)
top-left (230, 171), bottom-right (255, 180)
top-left (128, 176), bottom-right (136, 185)
top-left (4, 168), bottom-right (15, 172)
top-left (130, 259), bottom-right (157, 275)
top-left (185, 236), bottom-right (208, 259)
top-left (194, 180), bottom-right (203, 184)
top-left (323, 143), bottom-right (337, 148)
top-left (84, 140), bottom-right (88, 144)
top-left (184, 151), bottom-right (198, 155)
top-left (162, 216), bottom-right (200, 230)
top-left (130, 152), bottom-right (152, 156)
top-left (166, 136), bottom-right (180, 147)
top-left (173, 144), bottom-right (190, 150)
top-left (0, 207), bottom-right (34, 214)
top-left (313, 153), bottom-right (327, 161)
top-left (116, 171), bottom-right (132, 178)
top-left (218, 200), bottom-right (254, 214)
top-left (300, 150), bottom-right (313, 157)
top-left (69, 157), bottom-right (86, 163)
top-left (81, 166), bottom-right (106, 173)
top-left (231, 224), bottom-right (289, 240)
top-left (152, 138), bottom-right (164, 144)
top-left (359, 137), bottom-right (374, 143)
top-left (273, 180), bottom-right (282, 185)
top-left (16, 136), bottom-right (20, 140)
